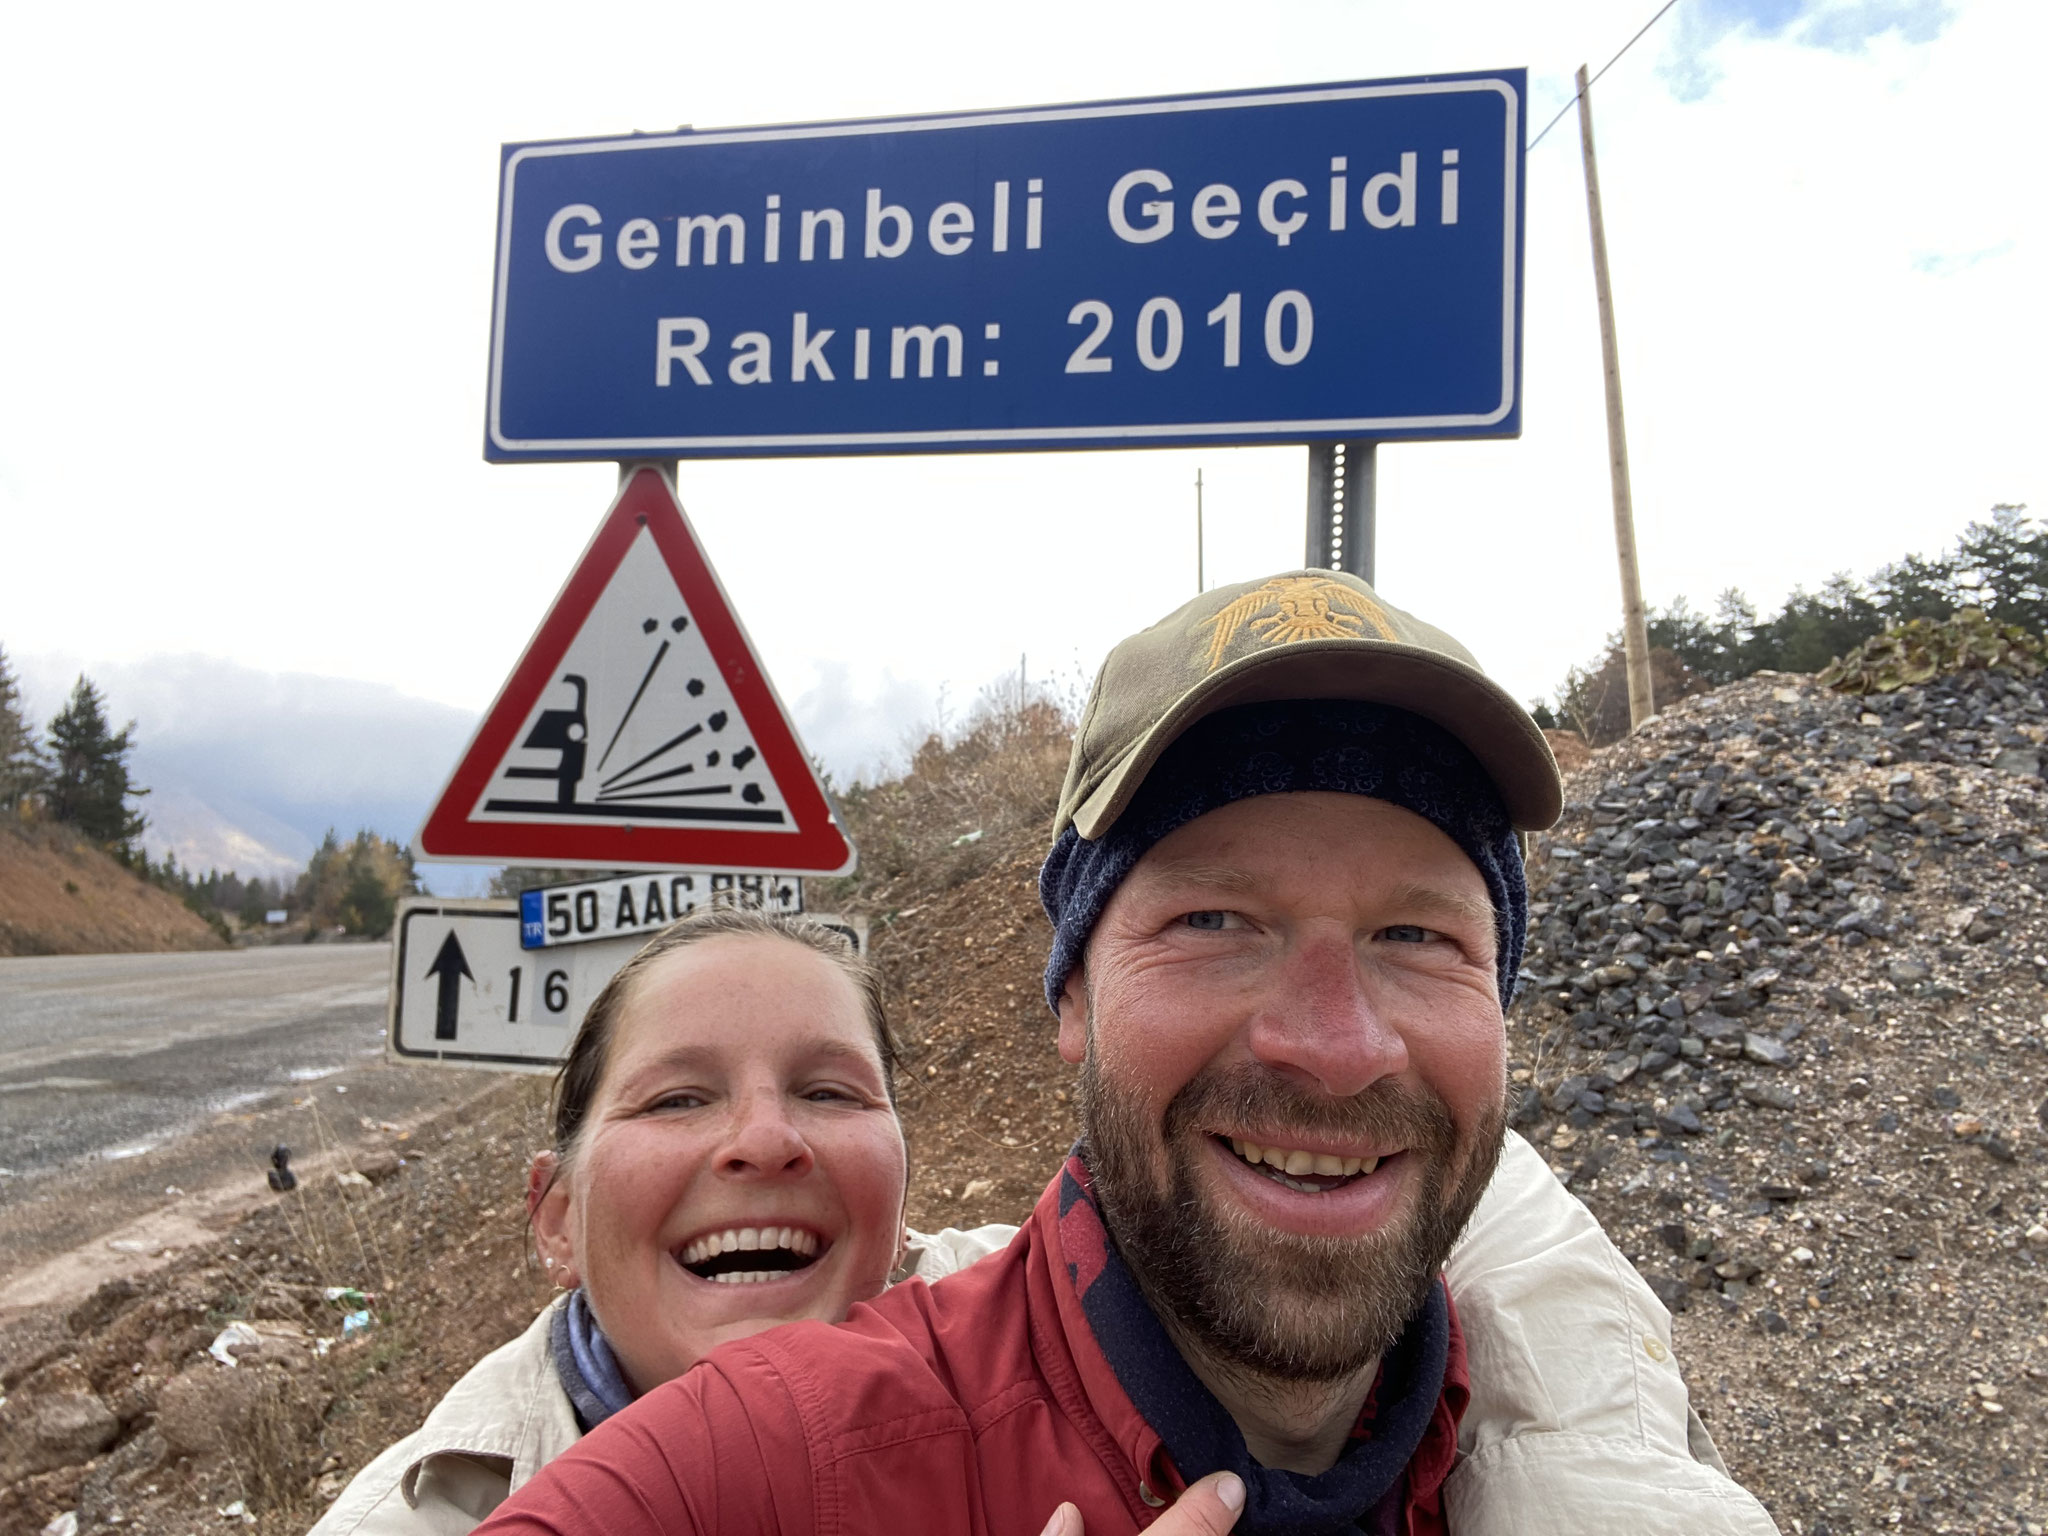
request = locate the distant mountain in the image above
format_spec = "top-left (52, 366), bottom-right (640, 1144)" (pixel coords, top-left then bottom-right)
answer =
top-left (15, 654), bottom-right (479, 881)
top-left (141, 784), bottom-right (311, 883)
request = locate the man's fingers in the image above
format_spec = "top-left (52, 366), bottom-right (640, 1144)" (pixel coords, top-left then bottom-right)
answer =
top-left (1039, 1472), bottom-right (1243, 1536)
top-left (1146, 1472), bottom-right (1245, 1534)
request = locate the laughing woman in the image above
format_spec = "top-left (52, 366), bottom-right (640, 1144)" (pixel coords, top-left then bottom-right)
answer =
top-left (310, 909), bottom-right (1010, 1536)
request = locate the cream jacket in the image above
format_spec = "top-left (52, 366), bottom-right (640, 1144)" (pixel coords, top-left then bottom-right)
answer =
top-left (1443, 1134), bottom-right (1778, 1534)
top-left (309, 1149), bottom-right (1778, 1536)
top-left (307, 1228), bottom-right (1009, 1536)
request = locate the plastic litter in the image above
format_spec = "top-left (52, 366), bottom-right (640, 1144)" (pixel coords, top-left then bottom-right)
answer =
top-left (41, 1511), bottom-right (79, 1536)
top-left (208, 1322), bottom-right (262, 1367)
top-left (950, 829), bottom-right (984, 847)
top-left (218, 1499), bottom-right (255, 1524)
top-left (334, 1170), bottom-right (372, 1190)
top-left (341, 1309), bottom-right (373, 1339)
top-left (323, 1286), bottom-right (368, 1308)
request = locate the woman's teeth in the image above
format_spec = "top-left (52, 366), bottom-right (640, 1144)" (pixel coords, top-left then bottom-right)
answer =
top-left (1227, 1138), bottom-right (1379, 1180)
top-left (679, 1226), bottom-right (824, 1283)
top-left (680, 1226), bottom-right (819, 1267)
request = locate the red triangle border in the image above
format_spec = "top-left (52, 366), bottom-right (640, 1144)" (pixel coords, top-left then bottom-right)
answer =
top-left (417, 469), bottom-right (855, 875)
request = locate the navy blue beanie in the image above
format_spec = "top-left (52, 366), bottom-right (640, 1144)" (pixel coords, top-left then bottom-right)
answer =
top-left (1039, 700), bottom-right (1526, 1013)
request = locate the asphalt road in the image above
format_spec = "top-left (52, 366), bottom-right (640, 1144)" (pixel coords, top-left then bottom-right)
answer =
top-left (0, 944), bottom-right (500, 1294)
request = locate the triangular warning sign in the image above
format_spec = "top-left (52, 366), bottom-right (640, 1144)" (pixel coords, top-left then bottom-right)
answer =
top-left (418, 468), bottom-right (855, 874)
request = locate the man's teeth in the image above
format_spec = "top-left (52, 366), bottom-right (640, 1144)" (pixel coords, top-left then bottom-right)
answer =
top-left (680, 1226), bottom-right (819, 1267)
top-left (1227, 1138), bottom-right (1378, 1179)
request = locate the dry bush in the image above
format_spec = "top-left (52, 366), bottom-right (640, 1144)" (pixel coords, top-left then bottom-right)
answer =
top-left (1557, 644), bottom-right (1705, 745)
top-left (820, 673), bottom-right (1077, 909)
top-left (261, 1103), bottom-right (396, 1295)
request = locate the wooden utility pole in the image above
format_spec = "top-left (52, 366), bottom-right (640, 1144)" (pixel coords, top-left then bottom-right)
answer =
top-left (1576, 65), bottom-right (1654, 732)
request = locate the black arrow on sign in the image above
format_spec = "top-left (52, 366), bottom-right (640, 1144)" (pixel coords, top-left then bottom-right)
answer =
top-left (426, 931), bottom-right (473, 1040)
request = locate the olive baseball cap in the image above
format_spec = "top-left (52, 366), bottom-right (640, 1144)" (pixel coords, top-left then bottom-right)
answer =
top-left (1055, 570), bottom-right (1563, 840)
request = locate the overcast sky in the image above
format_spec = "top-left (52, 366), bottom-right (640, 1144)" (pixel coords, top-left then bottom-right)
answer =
top-left (3, 0), bottom-right (2041, 805)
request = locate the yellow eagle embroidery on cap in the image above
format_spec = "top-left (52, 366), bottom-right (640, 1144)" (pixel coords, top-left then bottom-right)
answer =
top-left (1198, 577), bottom-right (1398, 670)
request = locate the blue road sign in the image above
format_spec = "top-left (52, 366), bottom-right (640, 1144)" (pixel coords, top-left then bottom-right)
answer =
top-left (486, 72), bottom-right (1524, 461)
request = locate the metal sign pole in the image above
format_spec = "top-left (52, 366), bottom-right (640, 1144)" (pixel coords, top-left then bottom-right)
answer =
top-left (620, 459), bottom-right (680, 488)
top-left (1305, 441), bottom-right (1377, 585)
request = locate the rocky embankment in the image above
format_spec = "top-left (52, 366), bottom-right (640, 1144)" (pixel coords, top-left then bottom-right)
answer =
top-left (1510, 669), bottom-right (2048, 1534)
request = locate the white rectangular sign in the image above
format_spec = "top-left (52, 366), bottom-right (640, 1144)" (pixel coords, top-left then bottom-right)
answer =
top-left (521, 869), bottom-right (802, 949)
top-left (388, 899), bottom-right (645, 1072)
top-left (389, 899), bottom-right (869, 1073)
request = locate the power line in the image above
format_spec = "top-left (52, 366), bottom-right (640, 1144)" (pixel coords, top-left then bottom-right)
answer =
top-left (1526, 0), bottom-right (1682, 151)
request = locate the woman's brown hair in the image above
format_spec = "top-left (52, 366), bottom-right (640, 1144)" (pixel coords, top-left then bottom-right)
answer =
top-left (545, 909), bottom-right (898, 1172)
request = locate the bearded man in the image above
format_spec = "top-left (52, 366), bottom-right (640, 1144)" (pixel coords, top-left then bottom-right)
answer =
top-left (478, 572), bottom-right (1777, 1536)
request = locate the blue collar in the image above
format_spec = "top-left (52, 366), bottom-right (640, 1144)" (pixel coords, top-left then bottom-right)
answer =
top-left (549, 1288), bottom-right (636, 1431)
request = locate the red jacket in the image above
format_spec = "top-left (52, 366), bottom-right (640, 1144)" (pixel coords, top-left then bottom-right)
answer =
top-left (477, 1170), bottom-right (1467, 1536)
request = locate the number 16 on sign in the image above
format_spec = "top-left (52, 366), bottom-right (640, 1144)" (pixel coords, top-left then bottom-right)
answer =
top-left (388, 900), bottom-right (646, 1071)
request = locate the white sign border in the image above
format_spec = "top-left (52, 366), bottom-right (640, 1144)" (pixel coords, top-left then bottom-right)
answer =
top-left (487, 78), bottom-right (1521, 456)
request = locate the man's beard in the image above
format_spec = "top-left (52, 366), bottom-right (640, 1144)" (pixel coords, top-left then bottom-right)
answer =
top-left (1080, 1052), bottom-right (1506, 1385)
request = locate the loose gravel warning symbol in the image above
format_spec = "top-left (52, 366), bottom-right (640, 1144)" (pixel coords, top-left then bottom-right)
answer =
top-left (417, 468), bottom-right (853, 873)
top-left (477, 537), bottom-right (788, 828)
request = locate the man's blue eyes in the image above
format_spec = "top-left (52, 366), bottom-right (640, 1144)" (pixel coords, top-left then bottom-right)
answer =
top-left (1180, 914), bottom-right (1436, 942)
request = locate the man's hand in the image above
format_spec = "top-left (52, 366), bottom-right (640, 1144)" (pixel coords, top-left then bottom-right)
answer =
top-left (1036, 1472), bottom-right (1245, 1536)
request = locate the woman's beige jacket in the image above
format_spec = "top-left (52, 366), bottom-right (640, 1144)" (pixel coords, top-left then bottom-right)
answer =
top-left (309, 1142), bottom-right (1778, 1535)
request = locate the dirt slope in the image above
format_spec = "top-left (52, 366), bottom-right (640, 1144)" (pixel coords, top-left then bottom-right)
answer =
top-left (0, 820), bottom-right (224, 957)
top-left (5, 670), bottom-right (2046, 1535)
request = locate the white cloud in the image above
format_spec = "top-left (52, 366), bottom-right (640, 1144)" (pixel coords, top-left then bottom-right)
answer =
top-left (791, 662), bottom-right (938, 789)
top-left (1662, 0), bottom-right (1956, 99)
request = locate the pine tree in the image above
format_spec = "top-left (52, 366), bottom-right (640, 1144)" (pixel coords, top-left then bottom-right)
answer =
top-left (1950, 504), bottom-right (2047, 633)
top-left (44, 675), bottom-right (148, 855)
top-left (0, 645), bottom-right (43, 814)
top-left (1545, 505), bottom-right (2046, 728)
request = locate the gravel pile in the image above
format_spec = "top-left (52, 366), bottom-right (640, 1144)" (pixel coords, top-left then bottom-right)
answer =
top-left (1511, 668), bottom-right (2048, 1534)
